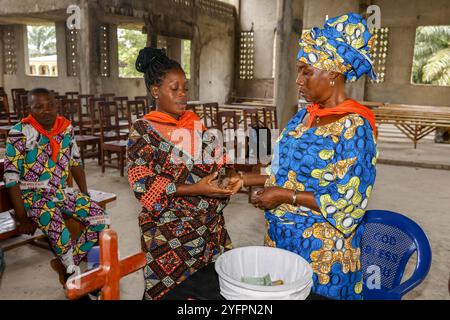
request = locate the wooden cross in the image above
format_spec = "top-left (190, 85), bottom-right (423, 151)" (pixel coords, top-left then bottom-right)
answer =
top-left (65, 229), bottom-right (146, 300)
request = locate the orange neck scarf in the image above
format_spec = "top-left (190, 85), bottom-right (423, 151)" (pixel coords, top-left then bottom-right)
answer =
top-left (143, 110), bottom-right (206, 131)
top-left (21, 115), bottom-right (71, 162)
top-left (306, 99), bottom-right (377, 136)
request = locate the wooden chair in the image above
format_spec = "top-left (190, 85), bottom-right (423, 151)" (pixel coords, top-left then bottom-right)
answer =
top-left (0, 93), bottom-right (13, 126)
top-left (78, 94), bottom-right (94, 117)
top-left (66, 229), bottom-right (146, 300)
top-left (202, 102), bottom-right (219, 128)
top-left (60, 98), bottom-right (100, 165)
top-left (261, 106), bottom-right (278, 129)
top-left (126, 100), bottom-right (148, 129)
top-left (87, 97), bottom-right (107, 135)
top-left (100, 93), bottom-right (115, 101)
top-left (217, 110), bottom-right (240, 132)
top-left (217, 111), bottom-right (241, 161)
top-left (11, 88), bottom-right (26, 115)
top-left (98, 102), bottom-right (127, 176)
top-left (65, 91), bottom-right (79, 100)
top-left (242, 108), bottom-right (260, 131)
top-left (113, 96), bottom-right (129, 121)
top-left (134, 96), bottom-right (152, 110)
top-left (239, 109), bottom-right (265, 201)
top-left (17, 93), bottom-right (30, 119)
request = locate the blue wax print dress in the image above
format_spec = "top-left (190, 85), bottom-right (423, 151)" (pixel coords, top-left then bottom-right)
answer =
top-left (264, 108), bottom-right (377, 300)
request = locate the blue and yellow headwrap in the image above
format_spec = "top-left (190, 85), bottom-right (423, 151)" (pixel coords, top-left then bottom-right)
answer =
top-left (297, 13), bottom-right (377, 82)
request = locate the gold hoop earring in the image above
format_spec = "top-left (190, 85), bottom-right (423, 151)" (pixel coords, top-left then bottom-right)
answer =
top-left (330, 80), bottom-right (335, 87)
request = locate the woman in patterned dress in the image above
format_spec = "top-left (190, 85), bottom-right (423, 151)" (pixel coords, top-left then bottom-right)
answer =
top-left (246, 13), bottom-right (378, 299)
top-left (127, 48), bottom-right (241, 300)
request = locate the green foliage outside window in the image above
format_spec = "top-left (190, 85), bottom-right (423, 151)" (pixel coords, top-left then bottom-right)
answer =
top-left (118, 28), bottom-right (147, 78)
top-left (182, 40), bottom-right (191, 79)
top-left (27, 25), bottom-right (56, 57)
top-left (412, 26), bottom-right (450, 86)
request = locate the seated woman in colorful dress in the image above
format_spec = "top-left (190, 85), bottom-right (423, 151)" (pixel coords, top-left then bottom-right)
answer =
top-left (127, 48), bottom-right (241, 300)
top-left (3, 88), bottom-right (109, 285)
top-left (239, 13), bottom-right (378, 300)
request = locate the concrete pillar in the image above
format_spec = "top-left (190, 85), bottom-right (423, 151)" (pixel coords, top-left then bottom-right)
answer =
top-left (15, 25), bottom-right (26, 79)
top-left (273, 0), bottom-right (304, 129)
top-left (166, 37), bottom-right (182, 64)
top-left (78, 0), bottom-right (97, 94)
top-left (109, 24), bottom-right (119, 79)
top-left (0, 28), bottom-right (4, 87)
top-left (55, 22), bottom-right (68, 79)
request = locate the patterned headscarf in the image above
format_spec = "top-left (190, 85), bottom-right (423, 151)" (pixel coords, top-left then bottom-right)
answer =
top-left (297, 13), bottom-right (377, 82)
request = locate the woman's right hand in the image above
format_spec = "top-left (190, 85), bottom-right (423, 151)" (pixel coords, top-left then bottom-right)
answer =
top-left (193, 172), bottom-right (233, 198)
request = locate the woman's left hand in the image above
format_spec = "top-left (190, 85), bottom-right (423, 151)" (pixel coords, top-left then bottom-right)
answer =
top-left (250, 186), bottom-right (291, 210)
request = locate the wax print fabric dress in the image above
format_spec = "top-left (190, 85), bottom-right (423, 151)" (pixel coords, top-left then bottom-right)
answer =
top-left (264, 108), bottom-right (377, 300)
top-left (127, 119), bottom-right (233, 300)
top-left (3, 122), bottom-right (108, 265)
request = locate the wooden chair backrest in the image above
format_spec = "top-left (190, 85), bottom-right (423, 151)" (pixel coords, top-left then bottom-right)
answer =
top-left (242, 109), bottom-right (260, 131)
top-left (0, 94), bottom-right (11, 123)
top-left (18, 93), bottom-right (29, 119)
top-left (98, 101), bottom-right (121, 141)
top-left (78, 94), bottom-right (94, 117)
top-left (113, 96), bottom-right (129, 120)
top-left (59, 98), bottom-right (82, 126)
top-left (84, 97), bottom-right (106, 135)
top-left (126, 100), bottom-right (147, 128)
top-left (65, 92), bottom-right (79, 100)
top-left (11, 88), bottom-right (26, 114)
top-left (217, 110), bottom-right (239, 131)
top-left (100, 93), bottom-right (115, 101)
top-left (202, 103), bottom-right (219, 128)
top-left (261, 106), bottom-right (278, 129)
top-left (134, 96), bottom-right (149, 107)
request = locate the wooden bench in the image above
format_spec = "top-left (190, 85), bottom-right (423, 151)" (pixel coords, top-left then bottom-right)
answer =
top-left (0, 159), bottom-right (116, 252)
top-left (373, 103), bottom-right (450, 148)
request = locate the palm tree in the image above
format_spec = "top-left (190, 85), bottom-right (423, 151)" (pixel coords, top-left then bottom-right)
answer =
top-left (412, 26), bottom-right (450, 86)
top-left (27, 25), bottom-right (56, 57)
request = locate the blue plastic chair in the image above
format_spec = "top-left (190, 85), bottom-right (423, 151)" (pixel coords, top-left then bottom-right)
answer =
top-left (360, 210), bottom-right (432, 300)
top-left (86, 246), bottom-right (100, 270)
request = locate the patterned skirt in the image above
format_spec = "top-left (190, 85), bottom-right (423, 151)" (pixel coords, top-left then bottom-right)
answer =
top-left (140, 206), bottom-right (232, 300)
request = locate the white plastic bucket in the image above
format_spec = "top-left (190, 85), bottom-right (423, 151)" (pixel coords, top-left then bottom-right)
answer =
top-left (215, 246), bottom-right (313, 300)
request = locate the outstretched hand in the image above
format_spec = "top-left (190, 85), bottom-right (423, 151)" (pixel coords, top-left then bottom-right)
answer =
top-left (250, 186), bottom-right (291, 210)
top-left (195, 172), bottom-right (233, 198)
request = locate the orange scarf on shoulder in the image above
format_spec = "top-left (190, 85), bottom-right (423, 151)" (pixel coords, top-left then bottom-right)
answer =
top-left (143, 110), bottom-right (206, 131)
top-left (21, 115), bottom-right (71, 162)
top-left (306, 99), bottom-right (377, 136)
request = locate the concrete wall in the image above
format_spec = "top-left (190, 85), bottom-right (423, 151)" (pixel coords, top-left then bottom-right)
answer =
top-left (235, 0), bottom-right (278, 98)
top-left (2, 23), bottom-right (79, 98)
top-left (197, 13), bottom-right (235, 104)
top-left (365, 0), bottom-right (450, 106)
top-left (0, 0), bottom-right (236, 104)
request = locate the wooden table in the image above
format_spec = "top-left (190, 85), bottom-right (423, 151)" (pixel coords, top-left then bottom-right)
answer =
top-left (373, 103), bottom-right (450, 148)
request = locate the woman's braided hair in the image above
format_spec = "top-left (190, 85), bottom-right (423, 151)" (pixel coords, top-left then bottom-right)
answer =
top-left (135, 47), bottom-right (183, 94)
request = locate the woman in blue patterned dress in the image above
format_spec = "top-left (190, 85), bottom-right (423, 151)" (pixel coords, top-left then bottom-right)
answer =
top-left (242, 13), bottom-right (378, 300)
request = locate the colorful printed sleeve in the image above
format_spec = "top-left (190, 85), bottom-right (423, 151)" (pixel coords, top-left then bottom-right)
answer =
top-left (127, 121), bottom-right (177, 212)
top-left (69, 126), bottom-right (82, 167)
top-left (4, 124), bottom-right (26, 188)
top-left (313, 116), bottom-right (377, 237)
